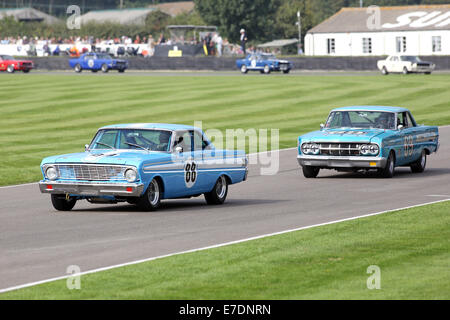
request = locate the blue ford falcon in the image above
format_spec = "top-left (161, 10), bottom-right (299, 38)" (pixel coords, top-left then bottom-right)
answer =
top-left (236, 53), bottom-right (292, 74)
top-left (39, 124), bottom-right (248, 211)
top-left (69, 53), bottom-right (128, 73)
top-left (297, 106), bottom-right (439, 178)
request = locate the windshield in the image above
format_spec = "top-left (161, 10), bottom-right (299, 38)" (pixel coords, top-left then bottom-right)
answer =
top-left (0, 55), bottom-right (15, 61)
top-left (261, 54), bottom-right (275, 60)
top-left (325, 111), bottom-right (396, 130)
top-left (90, 129), bottom-right (172, 152)
top-left (96, 54), bottom-right (112, 60)
top-left (400, 56), bottom-right (421, 62)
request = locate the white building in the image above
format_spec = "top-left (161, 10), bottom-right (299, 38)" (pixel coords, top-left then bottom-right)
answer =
top-left (305, 5), bottom-right (450, 56)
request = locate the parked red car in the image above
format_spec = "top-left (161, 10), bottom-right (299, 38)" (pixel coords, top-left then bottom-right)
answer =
top-left (0, 55), bottom-right (34, 73)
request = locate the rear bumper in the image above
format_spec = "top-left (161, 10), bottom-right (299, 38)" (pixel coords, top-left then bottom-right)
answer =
top-left (297, 155), bottom-right (387, 169)
top-left (39, 181), bottom-right (144, 197)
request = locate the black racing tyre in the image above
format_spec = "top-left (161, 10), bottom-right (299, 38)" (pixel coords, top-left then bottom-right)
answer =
top-left (381, 67), bottom-right (389, 75)
top-left (402, 67), bottom-right (409, 75)
top-left (379, 151), bottom-right (395, 178)
top-left (411, 149), bottom-right (427, 173)
top-left (51, 194), bottom-right (77, 211)
top-left (101, 64), bottom-right (109, 73)
top-left (74, 64), bottom-right (82, 73)
top-left (136, 179), bottom-right (162, 211)
top-left (7, 64), bottom-right (15, 73)
top-left (302, 166), bottom-right (320, 178)
top-left (263, 65), bottom-right (271, 74)
top-left (240, 65), bottom-right (248, 74)
top-left (205, 175), bottom-right (228, 205)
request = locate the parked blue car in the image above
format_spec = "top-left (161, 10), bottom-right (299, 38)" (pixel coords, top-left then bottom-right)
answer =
top-left (69, 53), bottom-right (128, 73)
top-left (39, 124), bottom-right (248, 211)
top-left (236, 53), bottom-right (293, 74)
top-left (297, 106), bottom-right (439, 178)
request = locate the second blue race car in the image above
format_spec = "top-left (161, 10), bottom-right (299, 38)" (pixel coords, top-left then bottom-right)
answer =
top-left (236, 53), bottom-right (293, 74)
top-left (69, 53), bottom-right (128, 73)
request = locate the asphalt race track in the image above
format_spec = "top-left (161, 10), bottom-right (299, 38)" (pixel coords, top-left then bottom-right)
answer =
top-left (1, 126), bottom-right (449, 291)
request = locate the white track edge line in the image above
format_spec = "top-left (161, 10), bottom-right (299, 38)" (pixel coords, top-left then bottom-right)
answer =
top-left (1, 198), bottom-right (449, 294)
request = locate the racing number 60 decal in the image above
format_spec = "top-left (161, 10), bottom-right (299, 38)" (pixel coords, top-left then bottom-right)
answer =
top-left (184, 159), bottom-right (197, 188)
top-left (404, 135), bottom-right (414, 157)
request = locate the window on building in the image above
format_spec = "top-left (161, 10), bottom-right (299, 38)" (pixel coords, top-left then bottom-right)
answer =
top-left (362, 38), bottom-right (372, 54)
top-left (432, 36), bottom-right (442, 53)
top-left (396, 36), bottom-right (407, 53)
top-left (327, 38), bottom-right (335, 54)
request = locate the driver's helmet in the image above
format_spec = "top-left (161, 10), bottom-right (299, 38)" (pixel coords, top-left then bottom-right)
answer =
top-left (376, 113), bottom-right (393, 129)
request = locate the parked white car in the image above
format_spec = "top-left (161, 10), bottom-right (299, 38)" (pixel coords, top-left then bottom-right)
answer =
top-left (377, 55), bottom-right (435, 75)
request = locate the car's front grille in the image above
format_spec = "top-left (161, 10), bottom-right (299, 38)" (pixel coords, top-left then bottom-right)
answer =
top-left (417, 63), bottom-right (430, 67)
top-left (54, 164), bottom-right (127, 181)
top-left (318, 143), bottom-right (362, 156)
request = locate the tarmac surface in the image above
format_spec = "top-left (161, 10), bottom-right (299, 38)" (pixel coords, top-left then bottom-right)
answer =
top-left (1, 126), bottom-right (449, 290)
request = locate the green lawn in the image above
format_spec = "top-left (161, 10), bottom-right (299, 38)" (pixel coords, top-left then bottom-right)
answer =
top-left (1, 200), bottom-right (448, 299)
top-left (1, 73), bottom-right (450, 186)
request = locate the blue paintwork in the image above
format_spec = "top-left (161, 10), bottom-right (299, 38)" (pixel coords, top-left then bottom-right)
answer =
top-left (298, 106), bottom-right (439, 168)
top-left (236, 53), bottom-right (293, 73)
top-left (40, 124), bottom-right (247, 200)
top-left (69, 53), bottom-right (128, 72)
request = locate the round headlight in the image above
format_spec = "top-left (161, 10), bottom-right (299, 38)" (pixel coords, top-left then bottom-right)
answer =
top-left (46, 166), bottom-right (58, 180)
top-left (369, 144), bottom-right (379, 155)
top-left (311, 143), bottom-right (320, 155)
top-left (302, 143), bottom-right (311, 154)
top-left (124, 169), bottom-right (137, 183)
top-left (360, 145), bottom-right (369, 155)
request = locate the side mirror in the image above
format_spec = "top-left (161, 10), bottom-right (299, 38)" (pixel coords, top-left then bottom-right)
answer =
top-left (320, 124), bottom-right (325, 130)
top-left (85, 144), bottom-right (89, 151)
top-left (175, 146), bottom-right (183, 154)
top-left (397, 125), bottom-right (404, 131)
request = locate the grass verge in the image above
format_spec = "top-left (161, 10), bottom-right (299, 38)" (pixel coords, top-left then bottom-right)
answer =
top-left (1, 200), bottom-right (449, 300)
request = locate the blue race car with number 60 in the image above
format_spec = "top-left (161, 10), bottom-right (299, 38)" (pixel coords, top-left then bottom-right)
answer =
top-left (39, 124), bottom-right (248, 211)
top-left (297, 106), bottom-right (439, 178)
top-left (69, 53), bottom-right (128, 73)
top-left (236, 53), bottom-right (293, 74)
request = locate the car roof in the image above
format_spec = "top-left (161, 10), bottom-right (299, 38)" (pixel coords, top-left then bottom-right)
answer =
top-left (331, 106), bottom-right (410, 113)
top-left (99, 123), bottom-right (198, 131)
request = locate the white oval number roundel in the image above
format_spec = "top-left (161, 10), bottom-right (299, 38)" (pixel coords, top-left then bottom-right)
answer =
top-left (184, 159), bottom-right (197, 188)
top-left (88, 59), bottom-right (95, 68)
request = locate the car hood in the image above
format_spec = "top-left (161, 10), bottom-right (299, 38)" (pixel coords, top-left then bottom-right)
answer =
top-left (300, 128), bottom-right (386, 143)
top-left (41, 150), bottom-right (171, 167)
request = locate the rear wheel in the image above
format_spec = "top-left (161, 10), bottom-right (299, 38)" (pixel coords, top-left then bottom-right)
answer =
top-left (402, 67), bottom-right (409, 75)
top-left (7, 64), bottom-right (15, 73)
top-left (411, 149), bottom-right (427, 173)
top-left (381, 67), bottom-right (388, 75)
top-left (302, 166), bottom-right (320, 178)
top-left (379, 151), bottom-right (395, 178)
top-left (240, 65), bottom-right (248, 74)
top-left (101, 64), bottom-right (109, 73)
top-left (137, 179), bottom-right (162, 211)
top-left (51, 194), bottom-right (77, 211)
top-left (205, 175), bottom-right (228, 205)
top-left (263, 65), bottom-right (271, 74)
top-left (74, 64), bottom-right (82, 73)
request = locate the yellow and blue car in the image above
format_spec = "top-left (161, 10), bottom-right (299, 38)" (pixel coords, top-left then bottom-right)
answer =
top-left (297, 106), bottom-right (439, 178)
top-left (39, 124), bottom-right (248, 211)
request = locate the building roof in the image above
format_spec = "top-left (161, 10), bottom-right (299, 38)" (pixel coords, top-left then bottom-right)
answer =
top-left (0, 7), bottom-right (60, 24)
top-left (150, 1), bottom-right (195, 17)
top-left (257, 39), bottom-right (298, 48)
top-left (332, 106), bottom-right (409, 113)
top-left (79, 8), bottom-right (157, 26)
top-left (308, 5), bottom-right (450, 34)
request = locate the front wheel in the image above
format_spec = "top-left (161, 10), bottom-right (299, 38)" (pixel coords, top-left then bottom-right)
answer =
top-left (302, 166), bottom-right (320, 178)
top-left (381, 67), bottom-right (388, 75)
top-left (205, 175), bottom-right (228, 205)
top-left (402, 67), bottom-right (409, 75)
top-left (379, 152), bottom-right (395, 178)
top-left (7, 64), bottom-right (15, 73)
top-left (263, 65), bottom-right (271, 74)
top-left (51, 194), bottom-right (77, 211)
top-left (137, 179), bottom-right (162, 211)
top-left (411, 150), bottom-right (427, 173)
top-left (74, 64), bottom-right (82, 73)
top-left (240, 65), bottom-right (248, 74)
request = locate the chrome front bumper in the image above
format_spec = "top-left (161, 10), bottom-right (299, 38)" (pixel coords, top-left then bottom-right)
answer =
top-left (297, 155), bottom-right (387, 169)
top-left (39, 181), bottom-right (145, 197)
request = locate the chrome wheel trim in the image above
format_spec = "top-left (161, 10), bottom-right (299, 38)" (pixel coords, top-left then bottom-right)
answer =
top-left (241, 65), bottom-right (247, 73)
top-left (389, 156), bottom-right (394, 173)
top-left (148, 180), bottom-right (160, 206)
top-left (420, 151), bottom-right (426, 168)
top-left (216, 176), bottom-right (227, 199)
